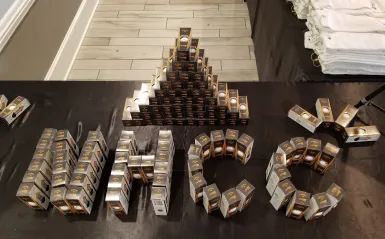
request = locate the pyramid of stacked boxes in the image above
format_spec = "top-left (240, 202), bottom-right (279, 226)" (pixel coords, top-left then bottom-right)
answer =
top-left (122, 28), bottom-right (249, 127)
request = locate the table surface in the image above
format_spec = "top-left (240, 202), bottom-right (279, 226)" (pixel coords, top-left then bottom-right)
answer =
top-left (0, 81), bottom-right (384, 239)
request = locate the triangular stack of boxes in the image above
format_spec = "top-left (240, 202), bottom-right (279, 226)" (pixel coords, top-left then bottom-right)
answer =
top-left (122, 28), bottom-right (249, 126)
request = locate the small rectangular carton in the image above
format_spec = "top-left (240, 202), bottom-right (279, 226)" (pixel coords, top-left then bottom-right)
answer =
top-left (0, 94), bottom-right (7, 111)
top-left (195, 133), bottom-right (211, 161)
top-left (65, 186), bottom-right (93, 215)
top-left (315, 98), bottom-right (334, 129)
top-left (52, 161), bottom-right (73, 177)
top-left (266, 153), bottom-right (286, 181)
top-left (227, 89), bottom-right (239, 119)
top-left (238, 96), bottom-right (249, 125)
top-left (122, 98), bottom-right (134, 126)
top-left (288, 105), bottom-right (322, 133)
top-left (114, 151), bottom-right (129, 164)
top-left (74, 162), bottom-right (100, 190)
top-left (333, 104), bottom-right (358, 133)
top-left (22, 170), bottom-right (51, 197)
top-left (17, 182), bottom-right (50, 210)
top-left (285, 191), bottom-right (311, 219)
top-left (177, 27), bottom-right (192, 48)
top-left (211, 130), bottom-right (225, 158)
top-left (156, 150), bottom-right (172, 163)
top-left (110, 163), bottom-right (132, 189)
top-left (140, 155), bottom-right (155, 183)
top-left (187, 144), bottom-right (202, 161)
top-left (120, 131), bottom-right (138, 151)
top-left (87, 131), bottom-right (109, 159)
top-left (220, 188), bottom-right (241, 218)
top-left (324, 183), bottom-right (344, 216)
top-left (50, 186), bottom-right (74, 215)
top-left (52, 141), bottom-right (77, 161)
top-left (40, 128), bottom-right (57, 140)
top-left (154, 161), bottom-right (172, 179)
top-left (116, 140), bottom-right (136, 156)
top-left (313, 143), bottom-right (340, 174)
top-left (0, 96), bottom-right (30, 125)
top-left (276, 141), bottom-right (296, 166)
top-left (36, 138), bottom-right (54, 153)
top-left (236, 133), bottom-right (254, 165)
top-left (78, 151), bottom-right (102, 177)
top-left (52, 172), bottom-right (71, 188)
top-left (28, 158), bottom-right (52, 182)
top-left (151, 186), bottom-right (170, 216)
top-left (290, 137), bottom-right (307, 165)
top-left (189, 172), bottom-right (207, 203)
top-left (70, 173), bottom-right (97, 202)
top-left (190, 38), bottom-right (199, 60)
top-left (236, 179), bottom-right (255, 212)
top-left (302, 138), bottom-right (322, 166)
top-left (54, 130), bottom-right (80, 157)
top-left (203, 184), bottom-right (221, 214)
top-left (270, 179), bottom-right (296, 210)
top-left (225, 129), bottom-right (239, 157)
top-left (106, 187), bottom-right (130, 215)
top-left (82, 141), bottom-right (105, 169)
top-left (107, 175), bottom-right (130, 200)
top-left (153, 173), bottom-right (171, 194)
top-left (32, 148), bottom-right (54, 168)
top-left (266, 165), bottom-right (291, 196)
top-left (304, 193), bottom-right (331, 221)
top-left (53, 149), bottom-right (77, 165)
top-left (217, 83), bottom-right (228, 109)
top-left (128, 156), bottom-right (143, 180)
top-left (342, 126), bottom-right (381, 144)
top-left (188, 159), bottom-right (203, 177)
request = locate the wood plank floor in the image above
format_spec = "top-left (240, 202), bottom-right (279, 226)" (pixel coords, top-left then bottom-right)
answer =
top-left (69, 0), bottom-right (257, 81)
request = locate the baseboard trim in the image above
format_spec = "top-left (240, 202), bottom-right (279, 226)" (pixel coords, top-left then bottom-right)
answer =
top-left (0, 0), bottom-right (36, 53)
top-left (44, 0), bottom-right (99, 81)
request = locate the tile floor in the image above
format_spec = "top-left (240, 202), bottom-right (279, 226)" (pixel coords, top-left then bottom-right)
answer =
top-left (68, 0), bottom-right (258, 81)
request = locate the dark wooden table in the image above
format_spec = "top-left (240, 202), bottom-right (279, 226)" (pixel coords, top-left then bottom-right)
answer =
top-left (0, 81), bottom-right (384, 239)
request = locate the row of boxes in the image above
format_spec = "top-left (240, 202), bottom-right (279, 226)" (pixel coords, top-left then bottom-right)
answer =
top-left (151, 130), bottom-right (175, 216)
top-left (267, 168), bottom-right (344, 221)
top-left (288, 98), bottom-right (380, 144)
top-left (0, 95), bottom-right (30, 125)
top-left (268, 138), bottom-right (340, 174)
top-left (188, 129), bottom-right (254, 166)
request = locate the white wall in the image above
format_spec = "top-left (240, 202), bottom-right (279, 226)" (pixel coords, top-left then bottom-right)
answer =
top-left (0, 0), bottom-right (15, 20)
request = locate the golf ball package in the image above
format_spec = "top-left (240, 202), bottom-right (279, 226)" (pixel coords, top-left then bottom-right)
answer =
top-left (285, 191), bottom-right (310, 219)
top-left (203, 184), bottom-right (221, 214)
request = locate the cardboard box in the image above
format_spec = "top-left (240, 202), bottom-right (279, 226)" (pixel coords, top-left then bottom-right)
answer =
top-left (238, 96), bottom-right (249, 125)
top-left (0, 96), bottom-right (30, 125)
top-left (36, 138), bottom-right (54, 153)
top-left (195, 133), bottom-right (211, 161)
top-left (176, 46), bottom-right (190, 61)
top-left (333, 105), bottom-right (359, 133)
top-left (70, 173), bottom-right (97, 202)
top-left (111, 163), bottom-right (133, 189)
top-left (154, 161), bottom-right (172, 179)
top-left (227, 89), bottom-right (239, 119)
top-left (276, 141), bottom-right (296, 166)
top-left (225, 129), bottom-right (239, 157)
top-left (190, 38), bottom-right (199, 60)
top-left (0, 94), bottom-right (7, 111)
top-left (151, 187), bottom-right (170, 216)
top-left (87, 131), bottom-right (109, 159)
top-left (156, 149), bottom-right (172, 163)
top-left (52, 161), bottom-right (73, 177)
top-left (65, 186), bottom-right (93, 215)
top-left (342, 126), bottom-right (381, 143)
top-left (302, 138), bottom-right (321, 166)
top-left (220, 188), bottom-right (241, 218)
top-left (187, 144), bottom-right (202, 161)
top-left (217, 83), bottom-right (228, 108)
top-left (106, 187), bottom-right (130, 215)
top-left (74, 162), bottom-right (100, 190)
top-left (266, 153), bottom-right (286, 181)
top-left (122, 98), bottom-right (134, 126)
top-left (114, 151), bottom-right (129, 164)
top-left (236, 179), bottom-right (255, 212)
top-left (82, 141), bottom-right (105, 169)
top-left (50, 186), bottom-right (74, 215)
top-left (211, 130), bottom-right (225, 157)
top-left (288, 105), bottom-right (322, 133)
top-left (17, 182), bottom-right (50, 210)
top-left (130, 90), bottom-right (141, 119)
top-left (119, 131), bottom-right (138, 153)
top-left (52, 141), bottom-right (78, 164)
top-left (52, 172), bottom-right (71, 188)
top-left (40, 128), bottom-right (57, 140)
top-left (107, 175), bottom-right (130, 200)
top-left (153, 173), bottom-right (171, 194)
top-left (197, 49), bottom-right (205, 71)
top-left (116, 140), bottom-right (136, 156)
top-left (290, 137), bottom-right (306, 165)
top-left (313, 143), bottom-right (340, 174)
top-left (78, 151), bottom-right (102, 177)
top-left (189, 172), bottom-right (207, 203)
top-left (22, 170), bottom-right (51, 197)
top-left (141, 155), bottom-right (155, 183)
top-left (266, 165), bottom-right (291, 196)
top-left (236, 133), bottom-right (254, 165)
top-left (188, 159), bottom-right (203, 177)
top-left (315, 98), bottom-right (334, 128)
top-left (178, 27), bottom-right (191, 48)
top-left (285, 191), bottom-right (310, 219)
top-left (53, 149), bottom-right (77, 166)
top-left (128, 156), bottom-right (143, 180)
top-left (304, 193), bottom-right (331, 221)
top-left (32, 148), bottom-right (54, 168)
top-left (270, 179), bottom-right (296, 210)
top-left (203, 184), bottom-right (221, 214)
top-left (324, 183), bottom-right (344, 216)
top-left (54, 130), bottom-right (80, 157)
top-left (28, 159), bottom-right (52, 182)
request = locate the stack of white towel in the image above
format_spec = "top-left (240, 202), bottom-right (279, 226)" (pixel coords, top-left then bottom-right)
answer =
top-left (289, 0), bottom-right (385, 75)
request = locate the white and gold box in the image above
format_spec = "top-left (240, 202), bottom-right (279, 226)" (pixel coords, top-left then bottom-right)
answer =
top-left (0, 96), bottom-right (30, 125)
top-left (324, 183), bottom-right (344, 216)
top-left (50, 186), bottom-right (74, 215)
top-left (285, 190), bottom-right (310, 219)
top-left (210, 130), bottom-right (225, 157)
top-left (54, 130), bottom-right (80, 157)
top-left (266, 153), bottom-right (286, 181)
top-left (203, 184), bottom-right (221, 214)
top-left (304, 193), bottom-right (331, 221)
top-left (189, 172), bottom-right (207, 203)
top-left (151, 186), bottom-right (170, 216)
top-left (270, 179), bottom-right (296, 211)
top-left (65, 186), bottom-right (93, 215)
top-left (313, 143), bottom-right (340, 174)
top-left (289, 137), bottom-right (307, 165)
top-left (225, 129), bottom-right (239, 157)
top-left (70, 173), bottom-right (97, 202)
top-left (315, 98), bottom-right (334, 129)
top-left (106, 187), bottom-right (130, 215)
top-left (188, 159), bottom-right (203, 177)
top-left (187, 144), bottom-right (202, 161)
top-left (302, 138), bottom-right (321, 166)
top-left (32, 148), bottom-right (54, 169)
top-left (288, 105), bottom-right (322, 133)
top-left (195, 133), bottom-right (211, 161)
top-left (28, 158), bottom-right (52, 182)
top-left (276, 141), bottom-right (296, 166)
top-left (87, 131), bottom-right (109, 159)
top-left (333, 105), bottom-right (358, 133)
top-left (236, 179), bottom-right (255, 212)
top-left (342, 126), bottom-right (380, 144)
top-left (0, 94), bottom-right (7, 111)
top-left (17, 182), bottom-right (50, 210)
top-left (82, 141), bottom-right (105, 169)
top-left (22, 170), bottom-right (51, 197)
top-left (236, 133), bottom-right (254, 165)
top-left (266, 165), bottom-right (291, 196)
top-left (220, 188), bottom-right (241, 218)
